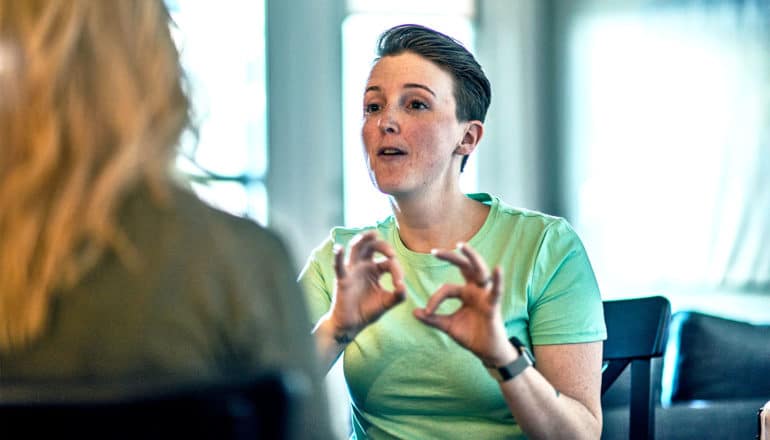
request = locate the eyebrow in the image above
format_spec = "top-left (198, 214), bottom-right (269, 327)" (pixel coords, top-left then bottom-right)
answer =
top-left (364, 83), bottom-right (436, 97)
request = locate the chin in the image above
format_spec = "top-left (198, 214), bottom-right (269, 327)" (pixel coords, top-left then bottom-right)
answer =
top-left (371, 173), bottom-right (416, 198)
top-left (373, 184), bottom-right (398, 196)
top-left (372, 176), bottom-right (403, 193)
top-left (370, 175), bottom-right (392, 194)
top-left (377, 187), bottom-right (412, 200)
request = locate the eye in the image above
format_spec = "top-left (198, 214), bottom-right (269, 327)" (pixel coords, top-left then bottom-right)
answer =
top-left (408, 100), bottom-right (428, 110)
top-left (364, 103), bottom-right (381, 114)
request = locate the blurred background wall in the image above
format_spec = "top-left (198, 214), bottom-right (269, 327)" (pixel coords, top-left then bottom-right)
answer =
top-left (169, 1), bottom-right (769, 434)
top-left (267, 0), bottom-right (770, 319)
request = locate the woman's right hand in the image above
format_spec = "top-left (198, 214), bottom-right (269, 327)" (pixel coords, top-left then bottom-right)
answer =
top-left (325, 231), bottom-right (406, 344)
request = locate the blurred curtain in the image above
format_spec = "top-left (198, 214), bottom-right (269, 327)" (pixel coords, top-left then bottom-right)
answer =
top-left (561, 0), bottom-right (769, 296)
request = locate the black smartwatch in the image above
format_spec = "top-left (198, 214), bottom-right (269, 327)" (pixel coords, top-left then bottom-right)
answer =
top-left (484, 336), bottom-right (535, 382)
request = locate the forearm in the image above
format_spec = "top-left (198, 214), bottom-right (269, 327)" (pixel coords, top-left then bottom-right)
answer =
top-left (498, 367), bottom-right (601, 440)
top-left (311, 315), bottom-right (355, 371)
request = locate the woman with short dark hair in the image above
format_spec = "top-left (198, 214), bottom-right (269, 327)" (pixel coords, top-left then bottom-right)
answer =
top-left (302, 24), bottom-right (606, 439)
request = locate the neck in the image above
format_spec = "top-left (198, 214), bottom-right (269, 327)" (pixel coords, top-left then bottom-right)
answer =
top-left (389, 191), bottom-right (489, 253)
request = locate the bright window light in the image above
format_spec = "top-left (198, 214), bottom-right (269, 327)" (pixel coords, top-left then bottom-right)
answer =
top-left (168, 0), bottom-right (268, 224)
top-left (566, 11), bottom-right (767, 297)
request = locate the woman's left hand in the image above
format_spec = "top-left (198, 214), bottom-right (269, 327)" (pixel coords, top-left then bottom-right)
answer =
top-left (413, 242), bottom-right (517, 366)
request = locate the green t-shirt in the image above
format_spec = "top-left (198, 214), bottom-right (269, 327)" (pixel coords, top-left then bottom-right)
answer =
top-left (300, 193), bottom-right (607, 439)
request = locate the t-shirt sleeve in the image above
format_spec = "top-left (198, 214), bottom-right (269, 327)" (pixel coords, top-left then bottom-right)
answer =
top-left (298, 239), bottom-right (335, 326)
top-left (527, 219), bottom-right (607, 345)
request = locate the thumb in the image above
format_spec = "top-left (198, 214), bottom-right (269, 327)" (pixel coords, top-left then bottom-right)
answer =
top-left (413, 308), bottom-right (452, 333)
top-left (380, 288), bottom-right (406, 310)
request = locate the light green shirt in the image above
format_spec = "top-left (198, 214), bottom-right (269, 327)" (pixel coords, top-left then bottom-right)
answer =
top-left (300, 193), bottom-right (606, 439)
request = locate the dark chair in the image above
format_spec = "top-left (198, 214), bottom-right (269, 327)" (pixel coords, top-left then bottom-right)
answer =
top-left (602, 295), bottom-right (671, 440)
top-left (0, 370), bottom-right (310, 439)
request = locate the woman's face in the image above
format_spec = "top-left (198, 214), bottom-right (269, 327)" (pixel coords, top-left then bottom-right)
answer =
top-left (362, 51), bottom-right (470, 199)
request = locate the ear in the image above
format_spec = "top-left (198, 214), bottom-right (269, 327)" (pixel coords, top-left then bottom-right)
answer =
top-left (454, 120), bottom-right (484, 155)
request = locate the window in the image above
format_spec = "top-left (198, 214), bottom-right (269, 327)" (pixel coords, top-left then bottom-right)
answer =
top-left (167, 0), bottom-right (268, 224)
top-left (565, 3), bottom-right (770, 304)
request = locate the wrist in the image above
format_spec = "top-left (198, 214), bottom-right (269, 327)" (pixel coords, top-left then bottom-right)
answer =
top-left (320, 315), bottom-right (359, 346)
top-left (481, 344), bottom-right (519, 368)
top-left (480, 334), bottom-right (520, 367)
top-left (483, 337), bottom-right (535, 382)
top-left (332, 328), bottom-right (356, 345)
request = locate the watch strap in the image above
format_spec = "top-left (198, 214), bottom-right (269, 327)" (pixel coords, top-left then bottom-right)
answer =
top-left (484, 336), bottom-right (534, 382)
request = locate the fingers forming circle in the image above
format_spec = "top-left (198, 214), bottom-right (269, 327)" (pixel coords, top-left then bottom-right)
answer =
top-left (474, 274), bottom-right (492, 289)
top-left (348, 231), bottom-right (378, 262)
top-left (333, 244), bottom-right (347, 279)
top-left (459, 243), bottom-right (492, 288)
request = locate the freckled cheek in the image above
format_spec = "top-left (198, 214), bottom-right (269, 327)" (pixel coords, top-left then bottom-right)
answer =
top-left (361, 122), bottom-right (379, 153)
top-left (402, 124), bottom-right (442, 158)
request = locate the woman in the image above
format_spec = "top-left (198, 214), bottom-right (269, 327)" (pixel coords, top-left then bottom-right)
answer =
top-left (0, 2), bottom-right (330, 437)
top-left (301, 24), bottom-right (606, 439)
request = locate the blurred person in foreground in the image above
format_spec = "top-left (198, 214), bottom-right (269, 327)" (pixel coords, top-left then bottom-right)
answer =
top-left (0, 1), bottom-right (331, 437)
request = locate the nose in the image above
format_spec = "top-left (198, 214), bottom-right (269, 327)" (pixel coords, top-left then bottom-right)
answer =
top-left (377, 109), bottom-right (399, 134)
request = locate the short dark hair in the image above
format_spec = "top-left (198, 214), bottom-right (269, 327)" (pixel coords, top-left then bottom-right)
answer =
top-left (375, 24), bottom-right (491, 171)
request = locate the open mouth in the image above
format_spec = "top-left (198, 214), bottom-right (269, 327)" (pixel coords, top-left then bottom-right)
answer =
top-left (378, 147), bottom-right (406, 156)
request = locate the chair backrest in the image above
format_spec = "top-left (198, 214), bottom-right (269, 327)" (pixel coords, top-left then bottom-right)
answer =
top-left (0, 370), bottom-right (310, 439)
top-left (602, 295), bottom-right (671, 440)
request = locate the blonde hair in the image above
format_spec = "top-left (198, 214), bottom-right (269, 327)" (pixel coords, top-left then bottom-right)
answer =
top-left (0, 0), bottom-right (190, 350)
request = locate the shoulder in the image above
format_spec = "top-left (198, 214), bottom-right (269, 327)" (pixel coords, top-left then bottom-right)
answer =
top-left (171, 185), bottom-right (282, 248)
top-left (125, 184), bottom-right (292, 274)
top-left (300, 217), bottom-right (396, 283)
top-left (496, 194), bottom-right (561, 224)
top-left (311, 216), bottom-right (396, 254)
top-left (476, 193), bottom-right (571, 239)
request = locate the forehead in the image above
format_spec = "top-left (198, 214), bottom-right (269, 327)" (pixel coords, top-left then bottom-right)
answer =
top-left (366, 52), bottom-right (455, 95)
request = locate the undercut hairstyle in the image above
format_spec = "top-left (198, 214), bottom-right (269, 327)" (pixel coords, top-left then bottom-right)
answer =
top-left (375, 24), bottom-right (492, 171)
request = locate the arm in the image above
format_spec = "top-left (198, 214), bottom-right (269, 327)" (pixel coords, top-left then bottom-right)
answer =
top-left (414, 242), bottom-right (603, 439)
top-left (496, 342), bottom-right (603, 439)
top-left (311, 231), bottom-right (406, 370)
top-left (312, 314), bottom-right (355, 371)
